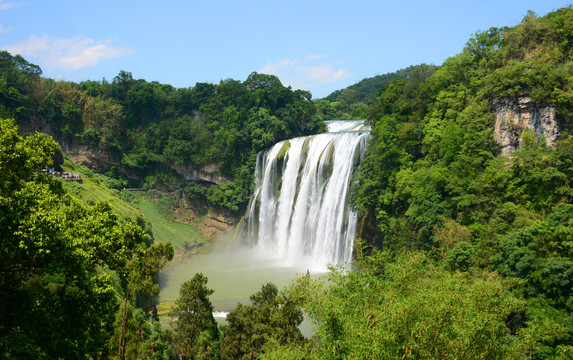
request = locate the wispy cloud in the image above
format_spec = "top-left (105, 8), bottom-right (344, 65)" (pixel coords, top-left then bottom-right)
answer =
top-left (0, 0), bottom-right (21, 10)
top-left (307, 53), bottom-right (329, 60)
top-left (0, 24), bottom-right (12, 34)
top-left (259, 58), bottom-right (299, 75)
top-left (259, 55), bottom-right (351, 92)
top-left (4, 34), bottom-right (134, 70)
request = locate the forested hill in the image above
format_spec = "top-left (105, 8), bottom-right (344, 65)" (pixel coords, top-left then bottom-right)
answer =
top-left (323, 64), bottom-right (438, 102)
top-left (1, 5), bottom-right (573, 359)
top-left (315, 64), bottom-right (438, 120)
top-left (0, 60), bottom-right (326, 212)
top-left (343, 7), bottom-right (573, 358)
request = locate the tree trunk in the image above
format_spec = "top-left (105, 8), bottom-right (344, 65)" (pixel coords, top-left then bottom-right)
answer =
top-left (118, 293), bottom-right (129, 360)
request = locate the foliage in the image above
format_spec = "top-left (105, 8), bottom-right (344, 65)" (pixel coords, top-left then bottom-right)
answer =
top-left (352, 7), bottom-right (573, 358)
top-left (0, 118), bottom-right (173, 359)
top-left (318, 64), bottom-right (438, 120)
top-left (220, 282), bottom-right (305, 360)
top-left (173, 273), bottom-right (219, 360)
top-left (111, 307), bottom-right (176, 360)
top-left (1, 48), bottom-right (327, 213)
top-left (125, 191), bottom-right (202, 249)
top-left (323, 64), bottom-right (438, 103)
top-left (265, 249), bottom-right (569, 359)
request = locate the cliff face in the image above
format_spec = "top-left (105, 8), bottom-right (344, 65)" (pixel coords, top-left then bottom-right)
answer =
top-left (172, 163), bottom-right (230, 186)
top-left (168, 191), bottom-right (236, 241)
top-left (62, 141), bottom-right (122, 171)
top-left (495, 96), bottom-right (559, 156)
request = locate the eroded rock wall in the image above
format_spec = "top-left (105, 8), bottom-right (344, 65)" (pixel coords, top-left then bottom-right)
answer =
top-left (172, 163), bottom-right (230, 186)
top-left (495, 96), bottom-right (559, 156)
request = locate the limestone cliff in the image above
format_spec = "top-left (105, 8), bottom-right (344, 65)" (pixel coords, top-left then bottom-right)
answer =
top-left (495, 96), bottom-right (559, 156)
top-left (166, 190), bottom-right (236, 241)
top-left (61, 141), bottom-right (121, 171)
top-left (171, 163), bottom-right (230, 186)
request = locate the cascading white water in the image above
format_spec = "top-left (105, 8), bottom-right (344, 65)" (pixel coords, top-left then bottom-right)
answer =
top-left (238, 120), bottom-right (370, 272)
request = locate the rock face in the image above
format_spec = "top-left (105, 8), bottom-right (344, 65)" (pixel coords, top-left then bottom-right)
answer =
top-left (172, 163), bottom-right (230, 185)
top-left (169, 191), bottom-right (236, 241)
top-left (61, 141), bottom-right (121, 171)
top-left (495, 96), bottom-right (559, 156)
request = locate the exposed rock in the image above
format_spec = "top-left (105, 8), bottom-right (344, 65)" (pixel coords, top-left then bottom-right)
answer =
top-left (495, 96), bottom-right (559, 156)
top-left (172, 163), bottom-right (230, 185)
top-left (19, 116), bottom-right (121, 172)
top-left (61, 141), bottom-right (121, 172)
top-left (170, 191), bottom-right (235, 242)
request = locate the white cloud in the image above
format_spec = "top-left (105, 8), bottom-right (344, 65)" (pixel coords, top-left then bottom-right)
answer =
top-left (0, 1), bottom-right (21, 10)
top-left (307, 53), bottom-right (329, 60)
top-left (297, 64), bottom-right (351, 84)
top-left (4, 34), bottom-right (134, 70)
top-left (259, 55), bottom-right (351, 92)
top-left (259, 58), bottom-right (299, 75)
top-left (0, 24), bottom-right (12, 34)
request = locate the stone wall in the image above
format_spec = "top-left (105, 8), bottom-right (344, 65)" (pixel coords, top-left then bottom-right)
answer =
top-left (495, 96), bottom-right (559, 156)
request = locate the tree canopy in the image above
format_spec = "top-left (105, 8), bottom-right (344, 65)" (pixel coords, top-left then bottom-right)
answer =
top-left (0, 118), bottom-right (173, 359)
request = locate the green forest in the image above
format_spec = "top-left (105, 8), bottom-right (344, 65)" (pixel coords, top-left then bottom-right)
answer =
top-left (2, 6), bottom-right (573, 360)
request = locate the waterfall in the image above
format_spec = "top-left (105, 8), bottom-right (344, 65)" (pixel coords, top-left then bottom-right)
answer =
top-left (237, 120), bottom-right (370, 272)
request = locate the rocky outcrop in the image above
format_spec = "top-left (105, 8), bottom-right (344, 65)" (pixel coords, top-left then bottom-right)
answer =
top-left (172, 163), bottom-right (230, 185)
top-left (18, 116), bottom-right (121, 171)
top-left (61, 141), bottom-right (121, 171)
top-left (495, 96), bottom-right (559, 156)
top-left (169, 191), bottom-right (236, 241)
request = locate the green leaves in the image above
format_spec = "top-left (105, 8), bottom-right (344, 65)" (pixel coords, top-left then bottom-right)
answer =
top-left (221, 282), bottom-right (305, 360)
top-left (0, 118), bottom-right (173, 359)
top-left (173, 273), bottom-right (219, 359)
top-left (273, 252), bottom-right (535, 360)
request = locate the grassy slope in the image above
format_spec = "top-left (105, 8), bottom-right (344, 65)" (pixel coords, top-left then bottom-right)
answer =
top-left (60, 160), bottom-right (202, 250)
top-left (127, 192), bottom-right (203, 249)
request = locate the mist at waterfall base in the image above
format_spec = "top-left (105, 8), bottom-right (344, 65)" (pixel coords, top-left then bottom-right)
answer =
top-left (159, 120), bottom-right (370, 323)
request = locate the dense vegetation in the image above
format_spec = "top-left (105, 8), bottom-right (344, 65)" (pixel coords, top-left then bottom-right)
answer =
top-left (1, 5), bottom-right (573, 360)
top-left (0, 54), bottom-right (326, 212)
top-left (0, 118), bottom-right (174, 359)
top-left (347, 7), bottom-right (573, 359)
top-left (316, 65), bottom-right (437, 120)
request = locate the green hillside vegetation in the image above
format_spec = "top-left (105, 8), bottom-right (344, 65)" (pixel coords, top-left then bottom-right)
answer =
top-left (1, 5), bottom-right (573, 360)
top-left (0, 54), bottom-right (326, 213)
top-left (59, 163), bottom-right (149, 229)
top-left (347, 7), bottom-right (573, 359)
top-left (316, 64), bottom-right (438, 120)
top-left (0, 118), bottom-right (174, 359)
top-left (55, 159), bottom-right (200, 250)
top-left (323, 65), bottom-right (438, 103)
top-left (126, 191), bottom-right (203, 249)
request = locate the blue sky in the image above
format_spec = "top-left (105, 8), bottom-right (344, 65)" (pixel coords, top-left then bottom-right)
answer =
top-left (1, 0), bottom-right (570, 98)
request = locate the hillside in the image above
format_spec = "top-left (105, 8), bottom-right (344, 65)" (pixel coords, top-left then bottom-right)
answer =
top-left (0, 57), bottom-right (326, 217)
top-left (347, 7), bottom-right (573, 358)
top-left (1, 5), bottom-right (573, 359)
top-left (323, 64), bottom-right (438, 102)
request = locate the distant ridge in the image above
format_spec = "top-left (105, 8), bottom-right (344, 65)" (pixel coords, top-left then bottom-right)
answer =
top-left (323, 64), bottom-right (437, 102)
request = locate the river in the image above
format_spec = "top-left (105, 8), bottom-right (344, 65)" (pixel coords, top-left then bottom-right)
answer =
top-left (158, 244), bottom-right (319, 312)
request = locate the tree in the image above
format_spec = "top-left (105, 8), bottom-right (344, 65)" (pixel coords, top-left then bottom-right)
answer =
top-left (0, 119), bottom-right (124, 358)
top-left (264, 248), bottom-right (568, 359)
top-left (116, 240), bottom-right (174, 360)
top-left (220, 283), bottom-right (305, 360)
top-left (336, 88), bottom-right (360, 110)
top-left (0, 118), bottom-right (174, 359)
top-left (173, 273), bottom-right (219, 360)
